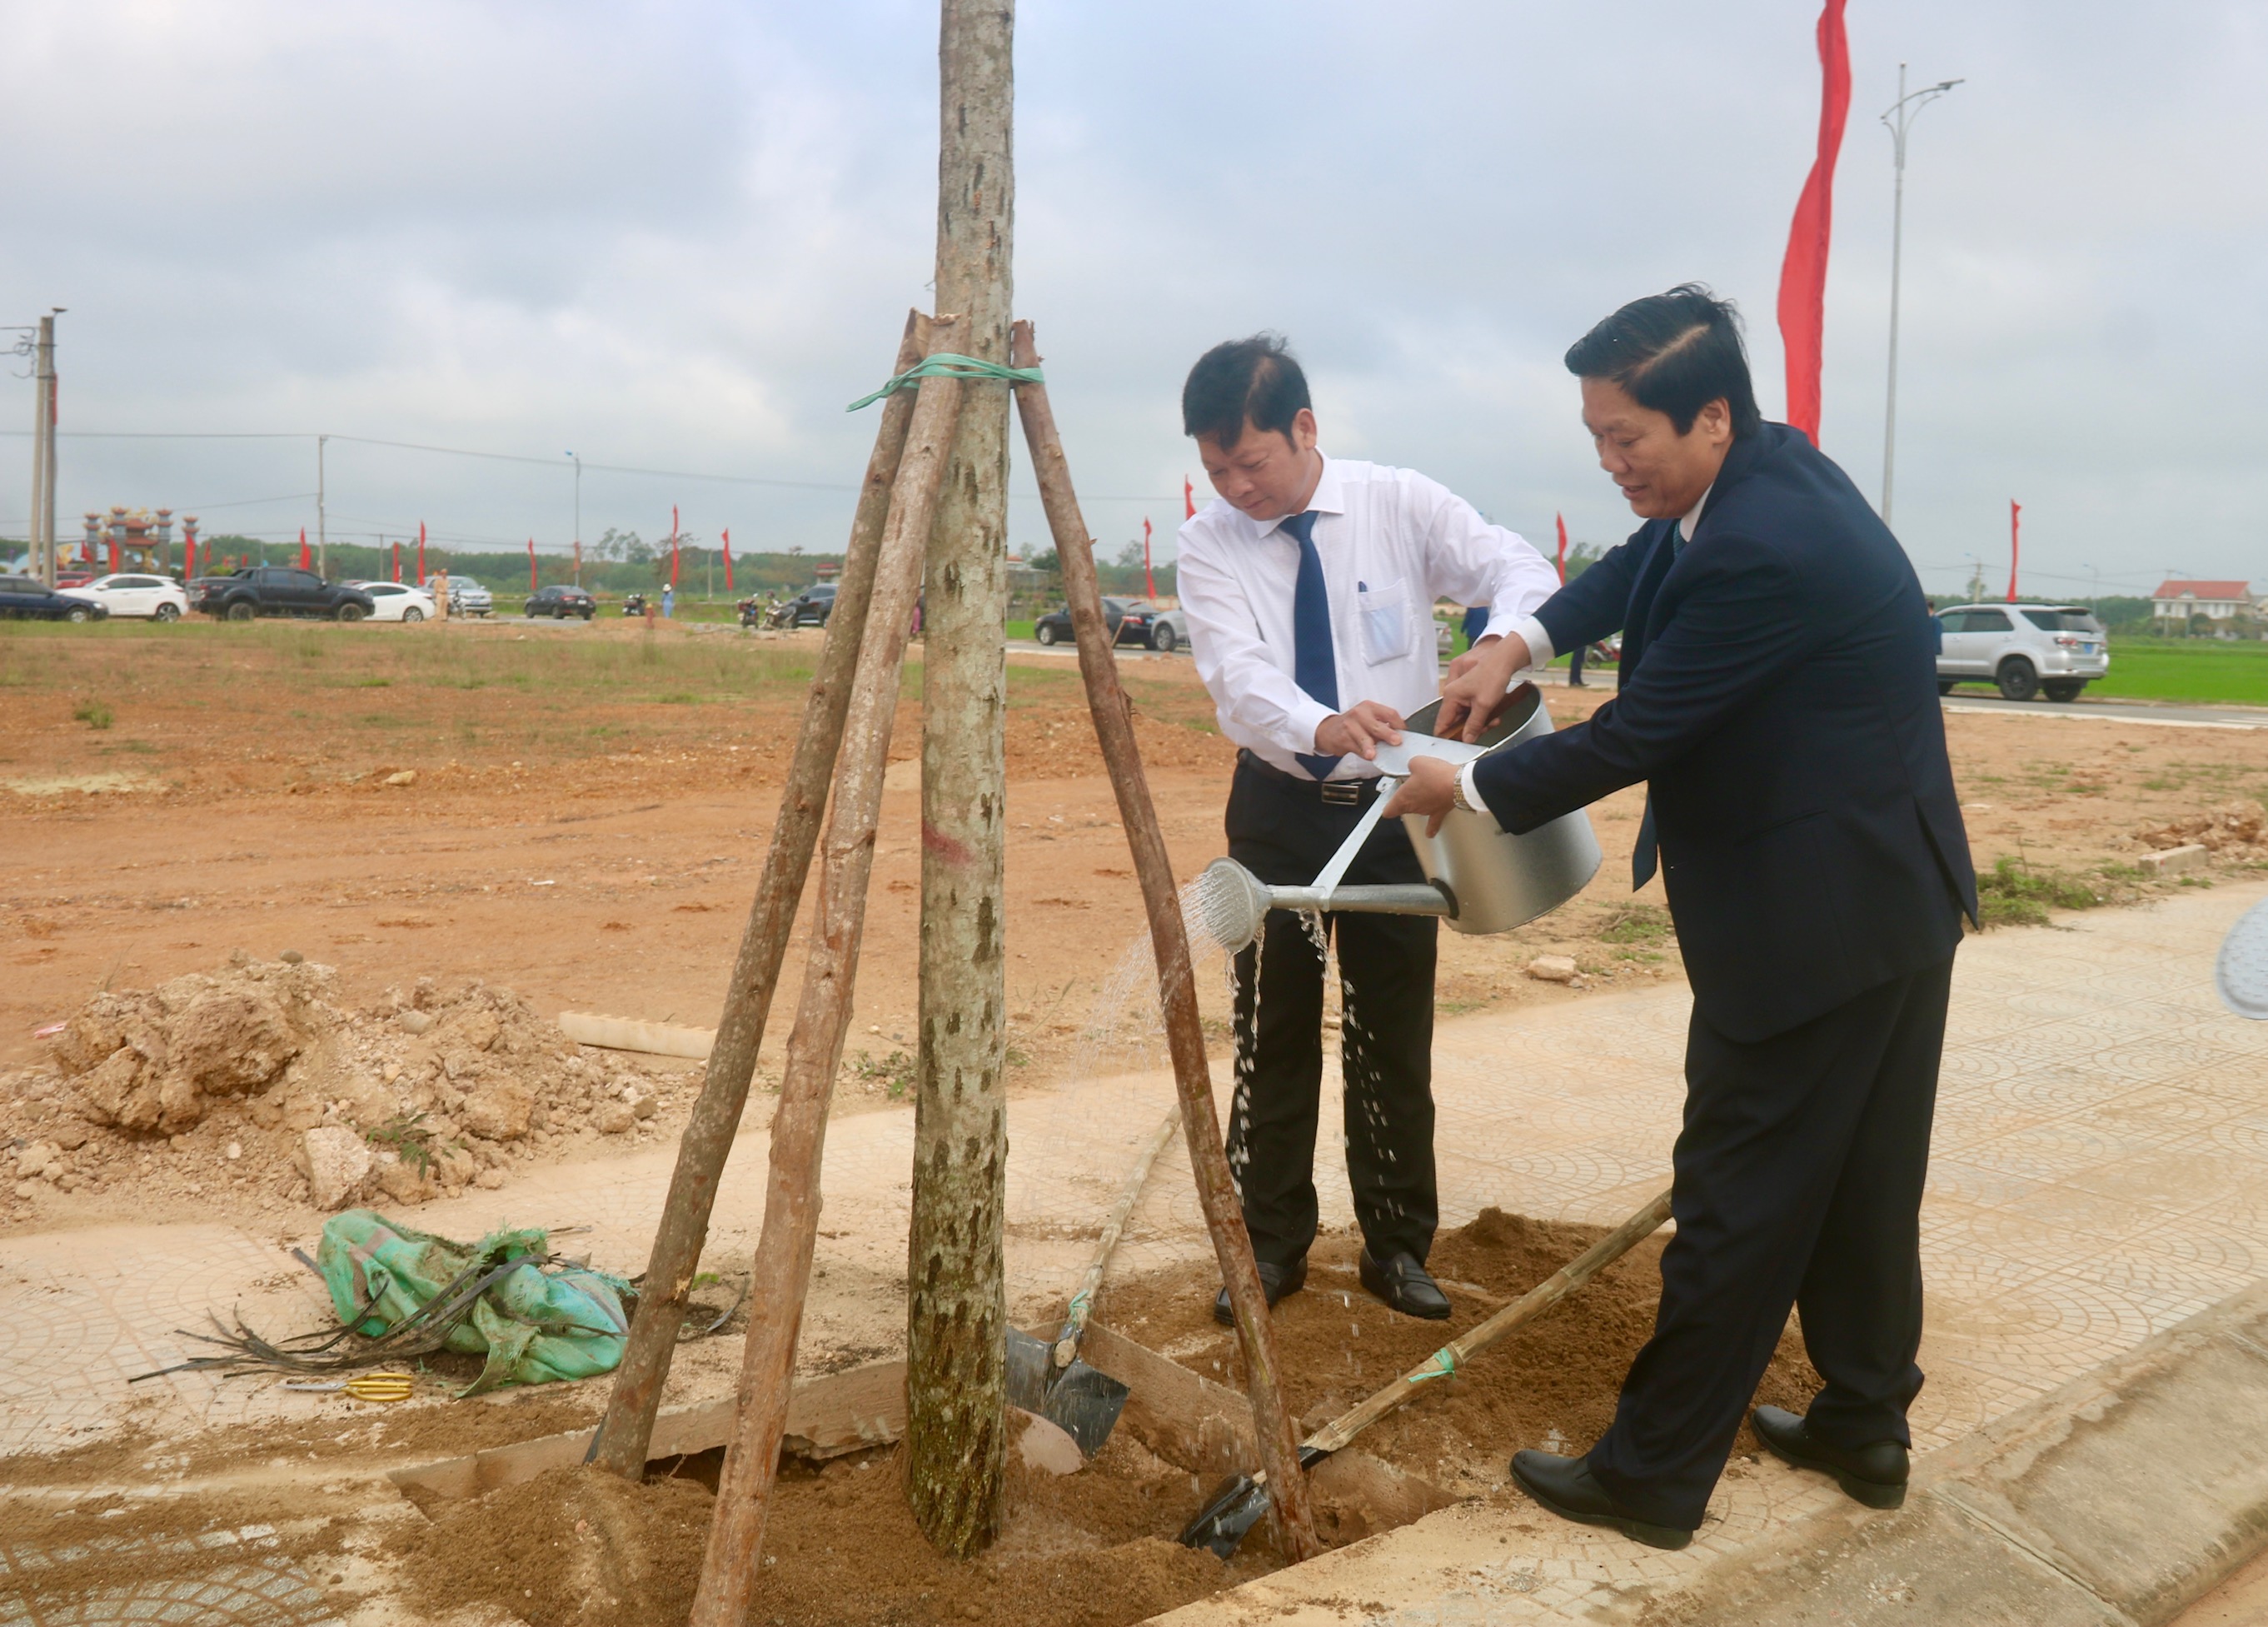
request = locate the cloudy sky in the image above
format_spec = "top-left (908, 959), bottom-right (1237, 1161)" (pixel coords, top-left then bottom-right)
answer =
top-left (1, 1), bottom-right (2259, 597)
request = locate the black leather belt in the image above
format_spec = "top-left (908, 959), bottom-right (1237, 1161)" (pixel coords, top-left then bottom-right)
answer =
top-left (1235, 749), bottom-right (1381, 806)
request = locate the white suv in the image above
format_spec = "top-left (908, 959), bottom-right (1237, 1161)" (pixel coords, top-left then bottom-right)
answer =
top-left (1935, 602), bottom-right (2109, 702)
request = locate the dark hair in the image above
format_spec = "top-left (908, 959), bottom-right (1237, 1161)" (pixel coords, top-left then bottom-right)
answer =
top-left (1563, 284), bottom-right (1762, 437)
top-left (1182, 334), bottom-right (1312, 447)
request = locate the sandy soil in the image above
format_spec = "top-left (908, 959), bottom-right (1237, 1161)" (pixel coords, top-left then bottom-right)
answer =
top-left (5, 618), bottom-right (2261, 1624)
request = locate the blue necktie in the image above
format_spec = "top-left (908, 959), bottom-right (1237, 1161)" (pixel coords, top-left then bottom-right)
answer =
top-left (1280, 511), bottom-right (1340, 780)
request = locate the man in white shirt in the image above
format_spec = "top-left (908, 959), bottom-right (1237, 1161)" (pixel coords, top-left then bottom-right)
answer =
top-left (1178, 334), bottom-right (1559, 1326)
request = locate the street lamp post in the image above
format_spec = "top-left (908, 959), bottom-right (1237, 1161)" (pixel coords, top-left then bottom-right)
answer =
top-left (566, 452), bottom-right (581, 586)
top-left (1880, 63), bottom-right (1962, 528)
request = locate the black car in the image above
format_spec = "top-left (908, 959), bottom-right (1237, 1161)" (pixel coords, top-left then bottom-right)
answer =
top-left (1033, 597), bottom-right (1158, 648)
top-left (0, 576), bottom-right (110, 621)
top-left (191, 566), bottom-right (376, 621)
top-left (779, 583), bottom-right (838, 626)
top-left (526, 584), bottom-right (596, 621)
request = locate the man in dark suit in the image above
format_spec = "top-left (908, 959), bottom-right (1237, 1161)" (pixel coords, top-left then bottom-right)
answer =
top-left (1385, 286), bottom-right (1976, 1549)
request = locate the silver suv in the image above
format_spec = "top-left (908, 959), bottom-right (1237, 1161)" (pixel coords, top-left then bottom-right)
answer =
top-left (1935, 602), bottom-right (2108, 702)
top-left (446, 576), bottom-right (495, 618)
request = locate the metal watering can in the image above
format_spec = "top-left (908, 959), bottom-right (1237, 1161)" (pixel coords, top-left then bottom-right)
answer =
top-left (1189, 683), bottom-right (1601, 953)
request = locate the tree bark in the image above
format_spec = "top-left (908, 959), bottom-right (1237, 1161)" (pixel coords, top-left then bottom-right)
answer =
top-left (1008, 321), bottom-right (1323, 1561)
top-left (686, 332), bottom-right (966, 1627)
top-left (592, 310), bottom-right (930, 1480)
top-left (905, 0), bottom-right (1015, 1560)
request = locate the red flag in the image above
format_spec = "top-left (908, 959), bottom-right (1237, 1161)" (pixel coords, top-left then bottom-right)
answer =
top-left (1143, 517), bottom-right (1155, 599)
top-left (391, 542), bottom-right (401, 583)
top-left (1775, 0), bottom-right (1850, 446)
top-left (184, 536), bottom-right (197, 580)
top-left (417, 522), bottom-right (426, 586)
top-left (2007, 502), bottom-right (2021, 602)
top-left (721, 527), bottom-right (733, 591)
top-left (297, 527), bottom-right (311, 571)
top-left (1555, 512), bottom-right (1568, 583)
top-left (528, 537), bottom-right (538, 591)
top-left (108, 535), bottom-right (120, 575)
top-left (1184, 477), bottom-right (1195, 520)
top-left (670, 505), bottom-right (680, 589)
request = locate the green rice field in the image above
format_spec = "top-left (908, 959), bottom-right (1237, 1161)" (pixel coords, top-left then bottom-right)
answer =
top-left (2088, 640), bottom-right (2268, 706)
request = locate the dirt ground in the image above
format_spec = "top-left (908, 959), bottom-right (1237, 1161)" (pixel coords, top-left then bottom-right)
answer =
top-left (7, 616), bottom-right (2266, 1624)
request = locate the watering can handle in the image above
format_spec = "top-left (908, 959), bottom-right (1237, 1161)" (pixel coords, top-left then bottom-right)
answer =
top-left (1308, 775), bottom-right (1401, 904)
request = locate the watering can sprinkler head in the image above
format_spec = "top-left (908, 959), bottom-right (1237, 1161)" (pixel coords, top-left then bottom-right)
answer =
top-left (1189, 857), bottom-right (1456, 954)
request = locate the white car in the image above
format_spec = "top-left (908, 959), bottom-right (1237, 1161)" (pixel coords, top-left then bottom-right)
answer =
top-left (57, 573), bottom-right (191, 621)
top-left (346, 581), bottom-right (438, 622)
top-left (1934, 602), bottom-right (2110, 702)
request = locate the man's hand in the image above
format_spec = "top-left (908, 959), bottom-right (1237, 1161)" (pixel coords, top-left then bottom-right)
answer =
top-left (1315, 700), bottom-right (1405, 761)
top-left (1436, 631), bottom-right (1532, 742)
top-left (1380, 755), bottom-right (1461, 837)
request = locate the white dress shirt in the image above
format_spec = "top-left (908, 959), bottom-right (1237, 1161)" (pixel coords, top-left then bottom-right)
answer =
top-left (1177, 454), bottom-right (1559, 781)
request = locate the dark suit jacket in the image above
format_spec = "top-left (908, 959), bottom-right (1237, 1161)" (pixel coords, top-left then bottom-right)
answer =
top-left (1473, 422), bottom-right (1976, 1043)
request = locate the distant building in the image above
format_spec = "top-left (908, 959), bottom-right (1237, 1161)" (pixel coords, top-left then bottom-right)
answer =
top-left (2151, 580), bottom-right (2256, 626)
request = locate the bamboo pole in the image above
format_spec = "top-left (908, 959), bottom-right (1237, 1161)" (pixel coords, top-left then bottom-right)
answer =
top-left (905, 0), bottom-right (1016, 1559)
top-left (686, 324), bottom-right (965, 1627)
top-left (1008, 319), bottom-right (1323, 1561)
top-left (1310, 1187), bottom-right (1673, 1455)
top-left (591, 310), bottom-right (932, 1480)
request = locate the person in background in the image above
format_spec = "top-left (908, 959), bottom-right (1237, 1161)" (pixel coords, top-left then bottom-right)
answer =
top-left (661, 584), bottom-right (675, 619)
top-left (430, 566), bottom-right (450, 622)
top-left (1385, 286), bottom-right (1974, 1549)
top-left (1176, 333), bottom-right (1559, 1326)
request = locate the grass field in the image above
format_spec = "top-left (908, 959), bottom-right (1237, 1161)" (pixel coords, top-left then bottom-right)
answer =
top-left (2090, 639), bottom-right (2268, 706)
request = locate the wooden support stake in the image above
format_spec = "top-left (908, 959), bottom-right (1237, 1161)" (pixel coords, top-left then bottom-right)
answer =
top-left (1009, 319), bottom-right (1323, 1562)
top-left (687, 322), bottom-right (965, 1627)
top-left (591, 309), bottom-right (932, 1480)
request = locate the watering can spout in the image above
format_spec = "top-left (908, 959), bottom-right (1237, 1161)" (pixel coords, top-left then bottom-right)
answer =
top-left (1189, 858), bottom-right (1454, 954)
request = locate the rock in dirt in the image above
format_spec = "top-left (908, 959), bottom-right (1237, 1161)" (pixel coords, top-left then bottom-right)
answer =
top-left (461, 1081), bottom-right (534, 1141)
top-left (1526, 954), bottom-right (1579, 983)
top-left (1012, 1409), bottom-right (1085, 1476)
top-left (300, 1125), bottom-right (372, 1210)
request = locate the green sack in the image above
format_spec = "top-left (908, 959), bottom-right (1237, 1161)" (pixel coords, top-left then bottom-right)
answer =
top-left (315, 1209), bottom-right (633, 1395)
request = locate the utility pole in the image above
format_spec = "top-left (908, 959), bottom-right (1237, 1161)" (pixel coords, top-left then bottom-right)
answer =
top-left (317, 434), bottom-right (329, 579)
top-left (1879, 64), bottom-right (1961, 527)
top-left (29, 312), bottom-right (61, 587)
top-left (907, 0), bottom-right (1014, 1559)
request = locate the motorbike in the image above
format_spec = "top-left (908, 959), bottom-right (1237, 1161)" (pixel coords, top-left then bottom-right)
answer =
top-left (764, 598), bottom-right (797, 631)
top-left (621, 593), bottom-right (648, 617)
top-left (737, 594), bottom-right (775, 630)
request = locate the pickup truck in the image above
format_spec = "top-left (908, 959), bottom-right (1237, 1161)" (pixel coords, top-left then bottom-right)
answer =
top-left (191, 566), bottom-right (377, 622)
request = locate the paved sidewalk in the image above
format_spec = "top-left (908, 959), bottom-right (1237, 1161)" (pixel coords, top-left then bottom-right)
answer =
top-left (5, 883), bottom-right (2266, 1622)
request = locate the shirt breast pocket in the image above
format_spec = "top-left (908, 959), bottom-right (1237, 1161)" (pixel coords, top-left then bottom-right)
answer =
top-left (1358, 579), bottom-right (1410, 666)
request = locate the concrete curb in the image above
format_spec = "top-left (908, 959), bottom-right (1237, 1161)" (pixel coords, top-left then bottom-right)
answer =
top-left (1652, 1275), bottom-right (2268, 1626)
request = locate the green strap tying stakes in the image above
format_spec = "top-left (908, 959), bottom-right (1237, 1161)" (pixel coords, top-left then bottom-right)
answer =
top-left (1406, 1347), bottom-right (1459, 1385)
top-left (846, 352), bottom-right (1044, 412)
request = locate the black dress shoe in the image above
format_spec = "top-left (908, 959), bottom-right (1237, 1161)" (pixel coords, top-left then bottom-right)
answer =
top-left (1751, 1405), bottom-right (1907, 1509)
top-left (1358, 1250), bottom-right (1452, 1320)
top-left (1213, 1256), bottom-right (1307, 1326)
top-left (1510, 1450), bottom-right (1692, 1550)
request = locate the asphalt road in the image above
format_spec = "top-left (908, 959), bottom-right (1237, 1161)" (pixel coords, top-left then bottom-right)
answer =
top-left (1942, 692), bottom-right (2268, 730)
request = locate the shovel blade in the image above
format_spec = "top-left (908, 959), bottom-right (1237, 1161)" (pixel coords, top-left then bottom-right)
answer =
top-left (1003, 1328), bottom-right (1130, 1460)
top-left (1177, 1471), bottom-right (1271, 1558)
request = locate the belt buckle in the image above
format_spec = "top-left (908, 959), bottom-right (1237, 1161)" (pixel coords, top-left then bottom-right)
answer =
top-left (1320, 780), bottom-right (1364, 806)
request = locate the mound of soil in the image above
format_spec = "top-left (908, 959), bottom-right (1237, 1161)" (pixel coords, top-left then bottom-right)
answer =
top-left (0, 955), bottom-right (697, 1228)
top-left (1102, 1206), bottom-right (1822, 1491)
top-left (392, 1429), bottom-right (1266, 1627)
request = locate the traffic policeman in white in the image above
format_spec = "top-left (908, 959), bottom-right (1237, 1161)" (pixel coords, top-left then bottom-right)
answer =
top-left (1177, 333), bottom-right (1558, 1324)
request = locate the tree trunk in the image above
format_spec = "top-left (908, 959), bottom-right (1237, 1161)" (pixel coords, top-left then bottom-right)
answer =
top-left (1009, 322), bottom-right (1323, 1561)
top-left (905, 0), bottom-right (1015, 1560)
top-left (685, 336), bottom-right (966, 1627)
top-left (591, 309), bottom-right (930, 1480)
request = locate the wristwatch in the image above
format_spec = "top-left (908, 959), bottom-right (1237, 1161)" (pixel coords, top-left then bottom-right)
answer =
top-left (1450, 766), bottom-right (1478, 816)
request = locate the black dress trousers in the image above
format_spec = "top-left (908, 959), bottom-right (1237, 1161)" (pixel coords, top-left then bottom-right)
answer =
top-left (1587, 953), bottom-right (1953, 1530)
top-left (1224, 755), bottom-right (1440, 1269)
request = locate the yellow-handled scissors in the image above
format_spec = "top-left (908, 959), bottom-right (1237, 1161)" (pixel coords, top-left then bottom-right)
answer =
top-left (282, 1372), bottom-right (415, 1402)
